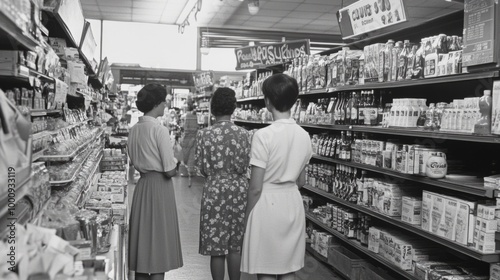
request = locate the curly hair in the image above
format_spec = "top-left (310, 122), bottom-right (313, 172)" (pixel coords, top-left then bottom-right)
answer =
top-left (210, 87), bottom-right (236, 116)
top-left (262, 73), bottom-right (299, 112)
top-left (135, 83), bottom-right (167, 113)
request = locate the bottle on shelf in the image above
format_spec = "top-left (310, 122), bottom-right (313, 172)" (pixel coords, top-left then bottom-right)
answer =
top-left (391, 41), bottom-right (403, 82)
top-left (474, 90), bottom-right (492, 135)
top-left (377, 91), bottom-right (384, 125)
top-left (398, 40), bottom-right (411, 81)
top-left (416, 99), bottom-right (428, 128)
top-left (424, 103), bottom-right (436, 130)
top-left (345, 92), bottom-right (353, 125)
top-left (380, 39), bottom-right (395, 82)
top-left (364, 90), bottom-right (377, 126)
top-left (345, 131), bottom-right (353, 161)
top-left (351, 92), bottom-right (360, 125)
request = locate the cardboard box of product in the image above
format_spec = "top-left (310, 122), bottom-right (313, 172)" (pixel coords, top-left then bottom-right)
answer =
top-left (431, 194), bottom-right (446, 236)
top-left (442, 198), bottom-right (459, 241)
top-left (477, 231), bottom-right (496, 253)
top-left (112, 204), bottom-right (127, 223)
top-left (478, 204), bottom-right (497, 220)
top-left (455, 201), bottom-right (471, 246)
top-left (402, 196), bottom-right (422, 225)
top-left (368, 227), bottom-right (381, 253)
top-left (48, 37), bottom-right (67, 56)
top-left (480, 217), bottom-right (498, 233)
top-left (422, 191), bottom-right (433, 232)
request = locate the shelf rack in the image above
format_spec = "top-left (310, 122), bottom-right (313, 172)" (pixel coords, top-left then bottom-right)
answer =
top-left (76, 152), bottom-right (102, 207)
top-left (303, 185), bottom-right (500, 263)
top-left (234, 121), bottom-right (500, 145)
top-left (38, 128), bottom-right (102, 162)
top-left (0, 10), bottom-right (38, 51)
top-left (311, 154), bottom-right (490, 198)
top-left (49, 147), bottom-right (93, 186)
top-left (31, 109), bottom-right (62, 117)
top-left (305, 213), bottom-right (421, 280)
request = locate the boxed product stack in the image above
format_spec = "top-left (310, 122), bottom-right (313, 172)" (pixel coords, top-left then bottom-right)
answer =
top-left (85, 171), bottom-right (127, 223)
top-left (421, 191), bottom-right (477, 246)
top-left (368, 227), bottom-right (438, 271)
top-left (491, 263), bottom-right (500, 280)
top-left (101, 149), bottom-right (127, 171)
top-left (310, 229), bottom-right (336, 258)
top-left (369, 179), bottom-right (419, 217)
top-left (401, 196), bottom-right (423, 226)
top-left (474, 204), bottom-right (498, 253)
top-left (484, 175), bottom-right (500, 190)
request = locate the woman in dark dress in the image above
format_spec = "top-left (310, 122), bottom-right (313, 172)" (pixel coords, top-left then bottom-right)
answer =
top-left (127, 84), bottom-right (183, 280)
top-left (195, 87), bottom-right (251, 280)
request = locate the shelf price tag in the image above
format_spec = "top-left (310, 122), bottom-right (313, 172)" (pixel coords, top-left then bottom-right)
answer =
top-left (336, 0), bottom-right (407, 40)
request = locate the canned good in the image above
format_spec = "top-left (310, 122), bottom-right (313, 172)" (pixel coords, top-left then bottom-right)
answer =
top-left (415, 147), bottom-right (446, 176)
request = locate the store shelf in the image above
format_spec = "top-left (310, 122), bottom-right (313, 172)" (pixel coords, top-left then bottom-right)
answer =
top-left (233, 120), bottom-right (271, 126)
top-left (30, 198), bottom-right (51, 226)
top-left (0, 10), bottom-right (38, 51)
top-left (39, 128), bottom-right (102, 161)
top-left (296, 71), bottom-right (499, 95)
top-left (305, 244), bottom-right (349, 280)
top-left (303, 185), bottom-right (500, 263)
top-left (31, 109), bottom-right (62, 117)
top-left (32, 148), bottom-right (48, 162)
top-left (28, 68), bottom-right (55, 82)
top-left (305, 213), bottom-right (420, 280)
top-left (76, 153), bottom-right (102, 207)
top-left (49, 148), bottom-right (93, 186)
top-left (352, 126), bottom-right (500, 144)
top-left (236, 96), bottom-right (264, 102)
top-left (311, 154), bottom-right (490, 197)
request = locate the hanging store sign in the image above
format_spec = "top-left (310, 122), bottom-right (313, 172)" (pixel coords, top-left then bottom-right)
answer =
top-left (462, 0), bottom-right (498, 67)
top-left (336, 0), bottom-right (407, 40)
top-left (234, 39), bottom-right (310, 70)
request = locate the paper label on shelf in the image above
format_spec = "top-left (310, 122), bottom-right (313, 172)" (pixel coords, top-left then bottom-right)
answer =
top-left (337, 0), bottom-right (407, 40)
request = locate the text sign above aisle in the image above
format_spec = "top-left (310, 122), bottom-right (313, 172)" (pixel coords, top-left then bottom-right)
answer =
top-left (234, 39), bottom-right (310, 70)
top-left (336, 0), bottom-right (407, 40)
top-left (193, 71), bottom-right (214, 89)
top-left (462, 0), bottom-right (498, 67)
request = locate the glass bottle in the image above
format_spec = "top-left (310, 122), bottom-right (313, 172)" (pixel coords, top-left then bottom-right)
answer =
top-left (345, 92), bottom-right (353, 125)
top-left (392, 41), bottom-right (403, 82)
top-left (424, 103), bottom-right (436, 130)
top-left (377, 91), bottom-right (384, 125)
top-left (358, 91), bottom-right (366, 125)
top-left (351, 92), bottom-right (360, 125)
top-left (416, 99), bottom-right (427, 128)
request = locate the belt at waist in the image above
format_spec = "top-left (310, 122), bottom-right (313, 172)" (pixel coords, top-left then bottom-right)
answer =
top-left (207, 172), bottom-right (244, 178)
top-left (139, 171), bottom-right (171, 179)
top-left (261, 182), bottom-right (298, 193)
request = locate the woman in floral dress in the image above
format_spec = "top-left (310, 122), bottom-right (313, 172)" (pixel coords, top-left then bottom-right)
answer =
top-left (195, 87), bottom-right (251, 280)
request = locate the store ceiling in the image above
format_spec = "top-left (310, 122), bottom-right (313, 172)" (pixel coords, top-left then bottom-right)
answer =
top-left (80, 0), bottom-right (464, 49)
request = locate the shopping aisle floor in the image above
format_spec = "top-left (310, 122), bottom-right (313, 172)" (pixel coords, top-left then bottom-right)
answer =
top-left (129, 174), bottom-right (342, 280)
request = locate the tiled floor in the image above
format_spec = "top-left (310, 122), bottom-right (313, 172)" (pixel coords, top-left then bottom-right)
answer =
top-left (128, 172), bottom-right (342, 280)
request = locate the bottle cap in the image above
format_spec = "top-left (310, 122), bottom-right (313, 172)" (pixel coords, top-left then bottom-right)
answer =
top-left (484, 90), bottom-right (491, 96)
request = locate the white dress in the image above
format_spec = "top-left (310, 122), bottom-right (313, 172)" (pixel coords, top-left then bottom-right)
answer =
top-left (241, 118), bottom-right (312, 274)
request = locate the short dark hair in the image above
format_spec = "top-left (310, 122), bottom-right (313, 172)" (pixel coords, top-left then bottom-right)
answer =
top-left (135, 83), bottom-right (167, 113)
top-left (210, 87), bottom-right (236, 117)
top-left (262, 73), bottom-right (298, 112)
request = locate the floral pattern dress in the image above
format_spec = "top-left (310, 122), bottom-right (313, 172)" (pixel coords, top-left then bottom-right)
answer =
top-left (195, 121), bottom-right (251, 256)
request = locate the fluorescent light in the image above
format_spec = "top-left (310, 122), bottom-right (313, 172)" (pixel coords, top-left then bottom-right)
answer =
top-left (176, 0), bottom-right (198, 25)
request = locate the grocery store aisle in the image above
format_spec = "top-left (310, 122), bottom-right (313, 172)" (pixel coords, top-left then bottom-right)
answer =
top-left (129, 172), bottom-right (341, 280)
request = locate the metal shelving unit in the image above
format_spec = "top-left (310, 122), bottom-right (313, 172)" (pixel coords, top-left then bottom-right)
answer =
top-left (303, 185), bottom-right (500, 263)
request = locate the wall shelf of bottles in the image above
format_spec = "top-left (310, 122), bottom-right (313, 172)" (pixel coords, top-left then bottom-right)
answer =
top-left (311, 154), bottom-right (490, 198)
top-left (303, 185), bottom-right (500, 262)
top-left (305, 212), bottom-right (421, 280)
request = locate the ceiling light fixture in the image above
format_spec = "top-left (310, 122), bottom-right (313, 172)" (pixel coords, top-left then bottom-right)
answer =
top-left (177, 0), bottom-right (203, 33)
top-left (248, 0), bottom-right (259, 16)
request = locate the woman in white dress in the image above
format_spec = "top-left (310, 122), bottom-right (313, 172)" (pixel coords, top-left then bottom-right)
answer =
top-left (241, 73), bottom-right (312, 280)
